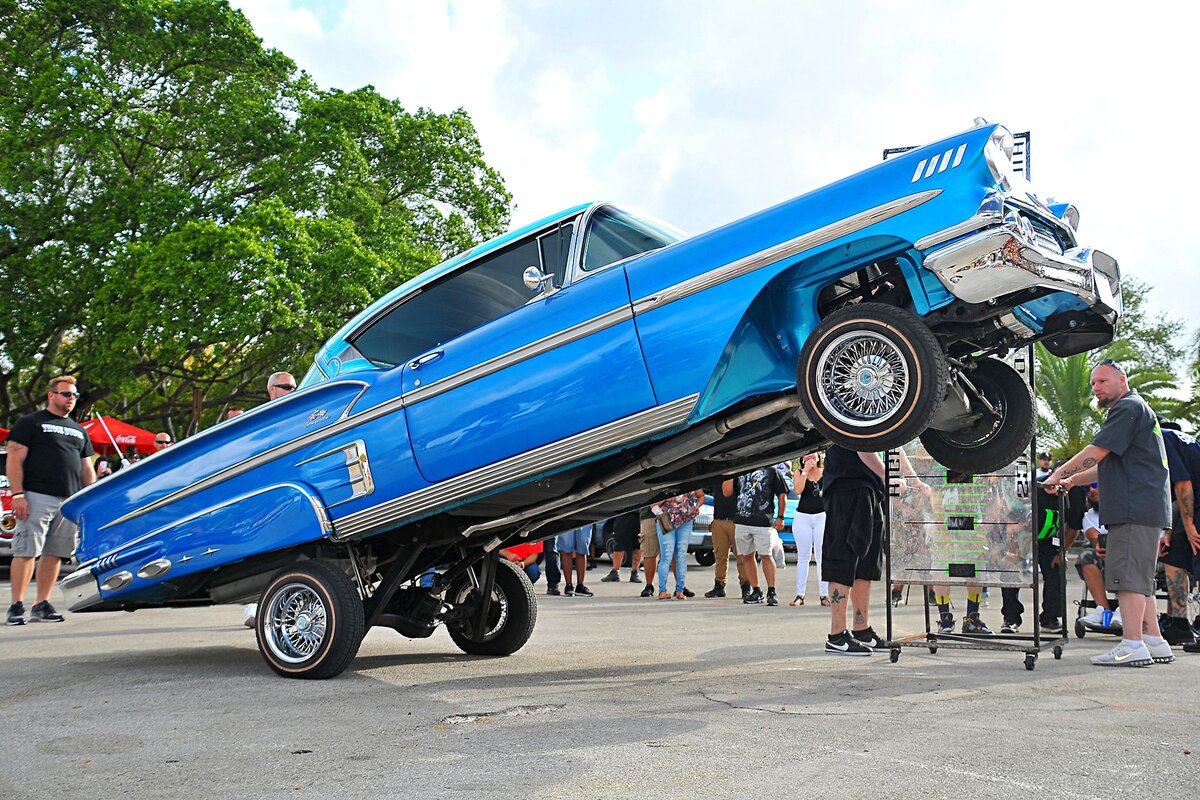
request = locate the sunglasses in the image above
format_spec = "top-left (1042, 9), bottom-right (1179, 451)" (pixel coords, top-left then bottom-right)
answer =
top-left (155, 439), bottom-right (172, 445)
top-left (55, 390), bottom-right (80, 398)
top-left (1095, 358), bottom-right (1125, 375)
top-left (272, 383), bottom-right (296, 391)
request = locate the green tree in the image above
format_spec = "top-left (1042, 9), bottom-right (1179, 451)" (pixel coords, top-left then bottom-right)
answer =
top-left (0, 0), bottom-right (511, 434)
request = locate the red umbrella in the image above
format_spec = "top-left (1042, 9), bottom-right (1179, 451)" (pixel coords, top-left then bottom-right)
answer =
top-left (81, 416), bottom-right (158, 456)
top-left (0, 426), bottom-right (8, 443)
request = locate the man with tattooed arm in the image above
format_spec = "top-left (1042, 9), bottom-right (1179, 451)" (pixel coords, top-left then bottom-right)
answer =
top-left (1044, 359), bottom-right (1173, 667)
top-left (1158, 420), bottom-right (1200, 648)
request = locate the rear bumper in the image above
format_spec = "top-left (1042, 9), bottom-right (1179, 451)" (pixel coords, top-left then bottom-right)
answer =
top-left (923, 227), bottom-right (1121, 322)
top-left (61, 567), bottom-right (102, 612)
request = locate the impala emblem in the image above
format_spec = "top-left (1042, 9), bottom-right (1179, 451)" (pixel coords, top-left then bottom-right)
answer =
top-left (307, 409), bottom-right (329, 427)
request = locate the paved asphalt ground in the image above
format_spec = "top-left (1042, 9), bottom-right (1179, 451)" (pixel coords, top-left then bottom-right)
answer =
top-left (2, 561), bottom-right (1197, 800)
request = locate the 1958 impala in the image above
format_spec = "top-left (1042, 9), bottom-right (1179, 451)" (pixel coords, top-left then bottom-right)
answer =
top-left (61, 120), bottom-right (1120, 678)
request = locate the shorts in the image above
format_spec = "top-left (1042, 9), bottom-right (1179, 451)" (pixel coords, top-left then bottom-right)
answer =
top-left (612, 513), bottom-right (640, 552)
top-left (821, 487), bottom-right (884, 586)
top-left (11, 490), bottom-right (77, 559)
top-left (1161, 512), bottom-right (1200, 572)
top-left (1074, 547), bottom-right (1105, 578)
top-left (1104, 523), bottom-right (1161, 596)
top-left (556, 525), bottom-right (593, 554)
top-left (638, 518), bottom-right (660, 558)
top-left (734, 524), bottom-right (773, 557)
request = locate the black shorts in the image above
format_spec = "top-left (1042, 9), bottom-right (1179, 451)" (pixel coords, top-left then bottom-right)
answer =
top-left (611, 511), bottom-right (640, 552)
top-left (1162, 513), bottom-right (1199, 572)
top-left (821, 487), bottom-right (884, 586)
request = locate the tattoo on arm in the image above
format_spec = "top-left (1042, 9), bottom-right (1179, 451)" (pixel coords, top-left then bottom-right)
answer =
top-left (830, 589), bottom-right (845, 605)
top-left (1059, 457), bottom-right (1097, 480)
top-left (1181, 484), bottom-right (1194, 520)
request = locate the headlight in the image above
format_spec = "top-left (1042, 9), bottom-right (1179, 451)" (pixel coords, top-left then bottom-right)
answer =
top-left (983, 126), bottom-right (1016, 192)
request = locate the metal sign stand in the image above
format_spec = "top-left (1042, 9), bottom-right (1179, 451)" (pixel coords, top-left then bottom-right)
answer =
top-left (883, 346), bottom-right (1068, 669)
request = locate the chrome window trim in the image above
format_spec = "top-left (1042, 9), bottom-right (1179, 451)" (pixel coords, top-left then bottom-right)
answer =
top-left (330, 393), bottom-right (699, 541)
top-left (631, 190), bottom-right (941, 316)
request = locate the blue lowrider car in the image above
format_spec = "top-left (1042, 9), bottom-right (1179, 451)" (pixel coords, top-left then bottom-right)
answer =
top-left (61, 120), bottom-right (1120, 678)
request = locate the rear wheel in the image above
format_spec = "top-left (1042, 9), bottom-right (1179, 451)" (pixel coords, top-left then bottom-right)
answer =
top-left (693, 549), bottom-right (715, 567)
top-left (256, 560), bottom-right (365, 680)
top-left (919, 358), bottom-right (1035, 474)
top-left (798, 302), bottom-right (948, 452)
top-left (447, 558), bottom-right (537, 656)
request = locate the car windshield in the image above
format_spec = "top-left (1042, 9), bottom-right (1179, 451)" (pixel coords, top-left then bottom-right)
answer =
top-left (580, 207), bottom-right (687, 272)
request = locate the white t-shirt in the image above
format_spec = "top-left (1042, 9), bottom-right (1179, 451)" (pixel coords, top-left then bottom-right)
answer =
top-left (1082, 508), bottom-right (1106, 539)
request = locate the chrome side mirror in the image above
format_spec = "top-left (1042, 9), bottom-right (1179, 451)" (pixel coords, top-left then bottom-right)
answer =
top-left (522, 266), bottom-right (557, 294)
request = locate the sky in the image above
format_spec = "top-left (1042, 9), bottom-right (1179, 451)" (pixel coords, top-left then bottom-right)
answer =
top-left (235, 0), bottom-right (1199, 360)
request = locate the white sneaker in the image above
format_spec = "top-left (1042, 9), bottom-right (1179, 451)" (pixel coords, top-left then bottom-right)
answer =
top-left (1080, 607), bottom-right (1106, 627)
top-left (1145, 639), bottom-right (1176, 664)
top-left (243, 603), bottom-right (258, 629)
top-left (1111, 608), bottom-right (1123, 629)
top-left (1090, 640), bottom-right (1152, 667)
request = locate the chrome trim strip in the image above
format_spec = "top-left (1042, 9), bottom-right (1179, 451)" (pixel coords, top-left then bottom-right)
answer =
top-left (331, 394), bottom-right (700, 541)
top-left (328, 440), bottom-right (375, 509)
top-left (631, 190), bottom-right (942, 316)
top-left (93, 482), bottom-right (333, 564)
top-left (401, 306), bottom-right (633, 406)
top-left (101, 394), bottom-right (403, 531)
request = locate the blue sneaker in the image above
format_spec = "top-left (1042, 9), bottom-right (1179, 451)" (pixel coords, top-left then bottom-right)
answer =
top-left (30, 600), bottom-right (64, 623)
top-left (938, 612), bottom-right (955, 634)
top-left (962, 613), bottom-right (993, 635)
top-left (6, 602), bottom-right (25, 626)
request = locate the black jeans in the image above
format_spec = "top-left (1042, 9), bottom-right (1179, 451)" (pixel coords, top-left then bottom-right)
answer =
top-left (1037, 545), bottom-right (1065, 623)
top-left (543, 535), bottom-right (561, 587)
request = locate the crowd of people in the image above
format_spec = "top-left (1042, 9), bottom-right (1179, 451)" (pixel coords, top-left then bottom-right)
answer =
top-left (6, 361), bottom-right (1199, 667)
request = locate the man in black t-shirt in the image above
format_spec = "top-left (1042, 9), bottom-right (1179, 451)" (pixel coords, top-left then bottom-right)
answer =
top-left (703, 476), bottom-right (750, 598)
top-left (6, 376), bottom-right (96, 626)
top-left (820, 445), bottom-right (887, 656)
top-left (722, 467), bottom-right (788, 606)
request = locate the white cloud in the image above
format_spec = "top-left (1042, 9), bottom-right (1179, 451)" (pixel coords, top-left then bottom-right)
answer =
top-left (235, 0), bottom-right (1200, 349)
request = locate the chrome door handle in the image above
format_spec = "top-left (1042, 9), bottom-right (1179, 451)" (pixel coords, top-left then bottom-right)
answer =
top-left (410, 350), bottom-right (443, 369)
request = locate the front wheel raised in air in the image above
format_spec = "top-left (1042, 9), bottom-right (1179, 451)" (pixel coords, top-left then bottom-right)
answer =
top-left (919, 358), bottom-right (1035, 475)
top-left (256, 559), bottom-right (365, 680)
top-left (447, 558), bottom-right (537, 656)
top-left (797, 302), bottom-right (949, 453)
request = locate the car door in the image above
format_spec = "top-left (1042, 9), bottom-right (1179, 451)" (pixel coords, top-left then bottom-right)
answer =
top-left (373, 217), bottom-right (656, 485)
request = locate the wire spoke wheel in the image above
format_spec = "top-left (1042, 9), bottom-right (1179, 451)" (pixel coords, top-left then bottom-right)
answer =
top-left (816, 331), bottom-right (910, 427)
top-left (264, 583), bottom-right (329, 663)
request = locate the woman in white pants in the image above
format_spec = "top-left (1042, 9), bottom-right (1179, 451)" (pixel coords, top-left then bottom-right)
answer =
top-left (790, 451), bottom-right (828, 606)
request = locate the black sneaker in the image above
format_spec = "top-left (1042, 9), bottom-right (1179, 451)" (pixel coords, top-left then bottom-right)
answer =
top-left (852, 626), bottom-right (887, 651)
top-left (765, 588), bottom-right (779, 607)
top-left (743, 587), bottom-right (763, 604)
top-left (681, 587), bottom-right (695, 598)
top-left (826, 630), bottom-right (873, 656)
top-left (574, 584), bottom-right (593, 597)
top-left (564, 584), bottom-right (575, 597)
top-left (546, 584), bottom-right (561, 596)
top-left (1040, 618), bottom-right (1064, 635)
top-left (640, 584), bottom-right (655, 598)
top-left (629, 569), bottom-right (641, 583)
top-left (6, 601), bottom-right (25, 626)
top-left (740, 580), bottom-right (751, 601)
top-left (29, 600), bottom-right (64, 623)
top-left (1000, 620), bottom-right (1020, 634)
top-left (891, 587), bottom-right (903, 606)
top-left (601, 570), bottom-right (621, 582)
top-left (1163, 617), bottom-right (1197, 646)
top-left (1184, 640), bottom-right (1200, 654)
top-left (704, 582), bottom-right (726, 598)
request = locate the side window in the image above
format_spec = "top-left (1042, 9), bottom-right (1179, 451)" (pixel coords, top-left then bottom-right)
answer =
top-left (580, 207), bottom-right (681, 272)
top-left (351, 237), bottom-right (542, 367)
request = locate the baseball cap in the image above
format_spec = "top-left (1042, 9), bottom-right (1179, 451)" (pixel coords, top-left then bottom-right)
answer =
top-left (1037, 451), bottom-right (1051, 460)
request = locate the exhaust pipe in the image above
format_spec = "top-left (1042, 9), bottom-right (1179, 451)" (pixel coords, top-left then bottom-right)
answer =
top-left (1, 514), bottom-right (15, 532)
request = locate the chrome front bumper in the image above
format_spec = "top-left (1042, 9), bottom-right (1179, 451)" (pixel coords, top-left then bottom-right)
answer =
top-left (61, 567), bottom-right (103, 612)
top-left (923, 227), bottom-right (1121, 321)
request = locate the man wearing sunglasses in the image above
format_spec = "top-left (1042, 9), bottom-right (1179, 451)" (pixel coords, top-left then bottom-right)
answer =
top-left (5, 376), bottom-right (96, 625)
top-left (1045, 359), bottom-right (1172, 667)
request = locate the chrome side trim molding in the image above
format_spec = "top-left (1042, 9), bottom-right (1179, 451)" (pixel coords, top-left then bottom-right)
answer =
top-left (401, 306), bottom-right (633, 406)
top-left (93, 482), bottom-right (333, 564)
top-left (331, 394), bottom-right (700, 541)
top-left (101, 395), bottom-right (404, 531)
top-left (632, 190), bottom-right (942, 315)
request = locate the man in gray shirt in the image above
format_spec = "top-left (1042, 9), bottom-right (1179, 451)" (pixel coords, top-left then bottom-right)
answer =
top-left (1045, 359), bottom-right (1172, 667)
